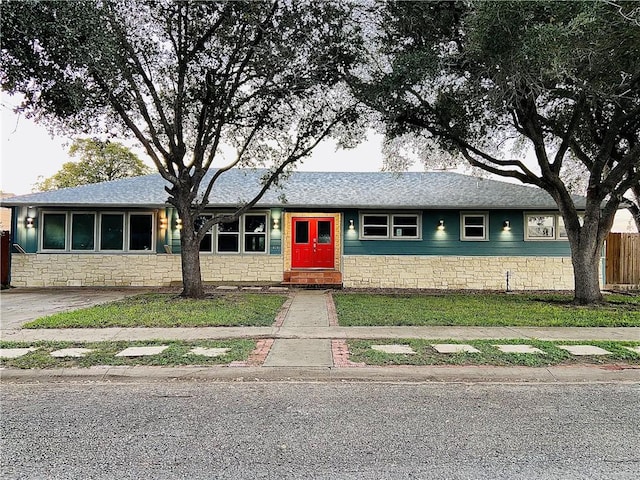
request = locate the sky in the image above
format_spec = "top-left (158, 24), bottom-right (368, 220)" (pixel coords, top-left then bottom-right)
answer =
top-left (1, 92), bottom-right (401, 196)
top-left (1, 92), bottom-right (635, 232)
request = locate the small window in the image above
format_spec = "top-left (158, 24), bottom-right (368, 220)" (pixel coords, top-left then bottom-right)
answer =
top-left (526, 214), bottom-right (555, 240)
top-left (317, 220), bottom-right (332, 244)
top-left (42, 213), bottom-right (67, 250)
top-left (295, 221), bottom-right (309, 244)
top-left (244, 214), bottom-right (267, 253)
top-left (461, 213), bottom-right (488, 241)
top-left (100, 214), bottom-right (124, 250)
top-left (71, 213), bottom-right (95, 250)
top-left (129, 214), bottom-right (153, 251)
top-left (361, 214), bottom-right (389, 238)
top-left (392, 215), bottom-right (419, 238)
top-left (217, 219), bottom-right (240, 253)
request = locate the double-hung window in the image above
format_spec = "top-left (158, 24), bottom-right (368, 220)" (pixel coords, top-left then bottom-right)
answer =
top-left (214, 213), bottom-right (268, 254)
top-left (525, 213), bottom-right (581, 240)
top-left (461, 213), bottom-right (489, 241)
top-left (526, 214), bottom-right (555, 239)
top-left (391, 215), bottom-right (419, 239)
top-left (360, 213), bottom-right (421, 240)
top-left (361, 214), bottom-right (389, 238)
top-left (244, 214), bottom-right (267, 253)
top-left (216, 219), bottom-right (240, 253)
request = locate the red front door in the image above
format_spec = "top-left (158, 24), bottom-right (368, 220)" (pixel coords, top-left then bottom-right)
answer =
top-left (291, 217), bottom-right (335, 269)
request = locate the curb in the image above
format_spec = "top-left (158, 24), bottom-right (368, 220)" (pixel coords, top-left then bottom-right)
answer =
top-left (2, 364), bottom-right (639, 384)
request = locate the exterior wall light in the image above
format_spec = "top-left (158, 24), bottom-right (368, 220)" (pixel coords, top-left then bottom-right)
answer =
top-left (175, 218), bottom-right (183, 230)
top-left (160, 217), bottom-right (168, 230)
top-left (503, 220), bottom-right (511, 231)
top-left (25, 217), bottom-right (34, 229)
top-left (349, 219), bottom-right (355, 230)
top-left (437, 219), bottom-right (445, 231)
top-left (273, 218), bottom-right (280, 230)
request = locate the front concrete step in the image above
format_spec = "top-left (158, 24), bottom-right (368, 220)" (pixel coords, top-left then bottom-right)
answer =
top-left (282, 270), bottom-right (342, 286)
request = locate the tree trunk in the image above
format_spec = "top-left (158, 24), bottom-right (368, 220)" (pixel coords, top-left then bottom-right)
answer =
top-left (177, 206), bottom-right (205, 298)
top-left (566, 218), bottom-right (604, 304)
top-left (571, 249), bottom-right (603, 304)
top-left (180, 233), bottom-right (204, 298)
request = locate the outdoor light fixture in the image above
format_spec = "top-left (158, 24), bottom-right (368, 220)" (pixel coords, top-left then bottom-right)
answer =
top-left (437, 219), bottom-right (445, 231)
top-left (175, 218), bottom-right (183, 230)
top-left (349, 219), bottom-right (355, 230)
top-left (503, 220), bottom-right (511, 232)
top-left (273, 218), bottom-right (280, 230)
top-left (25, 217), bottom-right (34, 229)
top-left (160, 217), bottom-right (168, 229)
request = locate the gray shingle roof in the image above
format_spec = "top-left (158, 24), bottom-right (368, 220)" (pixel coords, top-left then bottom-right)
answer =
top-left (1, 169), bottom-right (585, 210)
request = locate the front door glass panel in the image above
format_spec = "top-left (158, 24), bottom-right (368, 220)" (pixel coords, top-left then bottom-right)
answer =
top-left (295, 221), bottom-right (309, 244)
top-left (317, 221), bottom-right (331, 244)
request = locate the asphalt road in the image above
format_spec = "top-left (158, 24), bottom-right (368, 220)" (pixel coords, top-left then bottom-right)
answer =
top-left (1, 382), bottom-right (639, 479)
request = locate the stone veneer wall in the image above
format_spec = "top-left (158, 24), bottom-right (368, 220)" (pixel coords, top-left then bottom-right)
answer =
top-left (342, 255), bottom-right (588, 290)
top-left (10, 254), bottom-right (284, 287)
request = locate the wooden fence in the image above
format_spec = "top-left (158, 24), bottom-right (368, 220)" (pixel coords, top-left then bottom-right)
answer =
top-left (606, 233), bottom-right (640, 286)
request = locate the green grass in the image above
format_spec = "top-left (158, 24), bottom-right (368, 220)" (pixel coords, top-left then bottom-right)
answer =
top-left (23, 293), bottom-right (288, 328)
top-left (334, 292), bottom-right (640, 327)
top-left (348, 339), bottom-right (640, 367)
top-left (0, 339), bottom-right (256, 369)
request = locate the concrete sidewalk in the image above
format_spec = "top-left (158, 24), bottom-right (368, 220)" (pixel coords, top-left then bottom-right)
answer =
top-left (2, 325), bottom-right (639, 343)
top-left (1, 288), bottom-right (639, 383)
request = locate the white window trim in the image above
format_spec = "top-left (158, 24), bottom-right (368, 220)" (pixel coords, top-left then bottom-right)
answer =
top-left (215, 216), bottom-right (241, 254)
top-left (391, 214), bottom-right (421, 239)
top-left (360, 213), bottom-right (389, 239)
top-left (524, 212), bottom-right (580, 241)
top-left (359, 212), bottom-right (422, 240)
top-left (212, 211), bottom-right (270, 254)
top-left (460, 212), bottom-right (489, 241)
top-left (242, 212), bottom-right (269, 255)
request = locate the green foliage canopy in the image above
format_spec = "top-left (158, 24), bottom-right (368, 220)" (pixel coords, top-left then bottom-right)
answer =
top-left (34, 138), bottom-right (151, 191)
top-left (1, 0), bottom-right (363, 297)
top-left (353, 0), bottom-right (640, 303)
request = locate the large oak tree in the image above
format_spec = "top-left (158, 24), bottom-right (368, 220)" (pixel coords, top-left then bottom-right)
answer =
top-left (352, 0), bottom-right (640, 303)
top-left (1, 0), bottom-right (362, 297)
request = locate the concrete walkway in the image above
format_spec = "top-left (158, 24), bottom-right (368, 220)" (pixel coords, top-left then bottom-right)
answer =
top-left (264, 290), bottom-right (333, 367)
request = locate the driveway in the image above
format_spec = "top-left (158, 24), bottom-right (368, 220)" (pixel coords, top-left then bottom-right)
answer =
top-left (0, 288), bottom-right (147, 330)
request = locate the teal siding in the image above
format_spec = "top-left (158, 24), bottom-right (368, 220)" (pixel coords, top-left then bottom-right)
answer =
top-left (156, 207), bottom-right (171, 254)
top-left (11, 206), bottom-right (38, 253)
top-left (343, 209), bottom-right (573, 257)
top-left (270, 208), bottom-right (282, 254)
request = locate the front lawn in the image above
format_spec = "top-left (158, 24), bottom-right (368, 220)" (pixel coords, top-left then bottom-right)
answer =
top-left (334, 292), bottom-right (640, 327)
top-left (348, 339), bottom-right (640, 367)
top-left (24, 293), bottom-right (288, 328)
top-left (0, 339), bottom-right (256, 369)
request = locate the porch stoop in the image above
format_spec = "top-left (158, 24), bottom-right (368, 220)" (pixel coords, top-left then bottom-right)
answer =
top-left (282, 270), bottom-right (343, 287)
